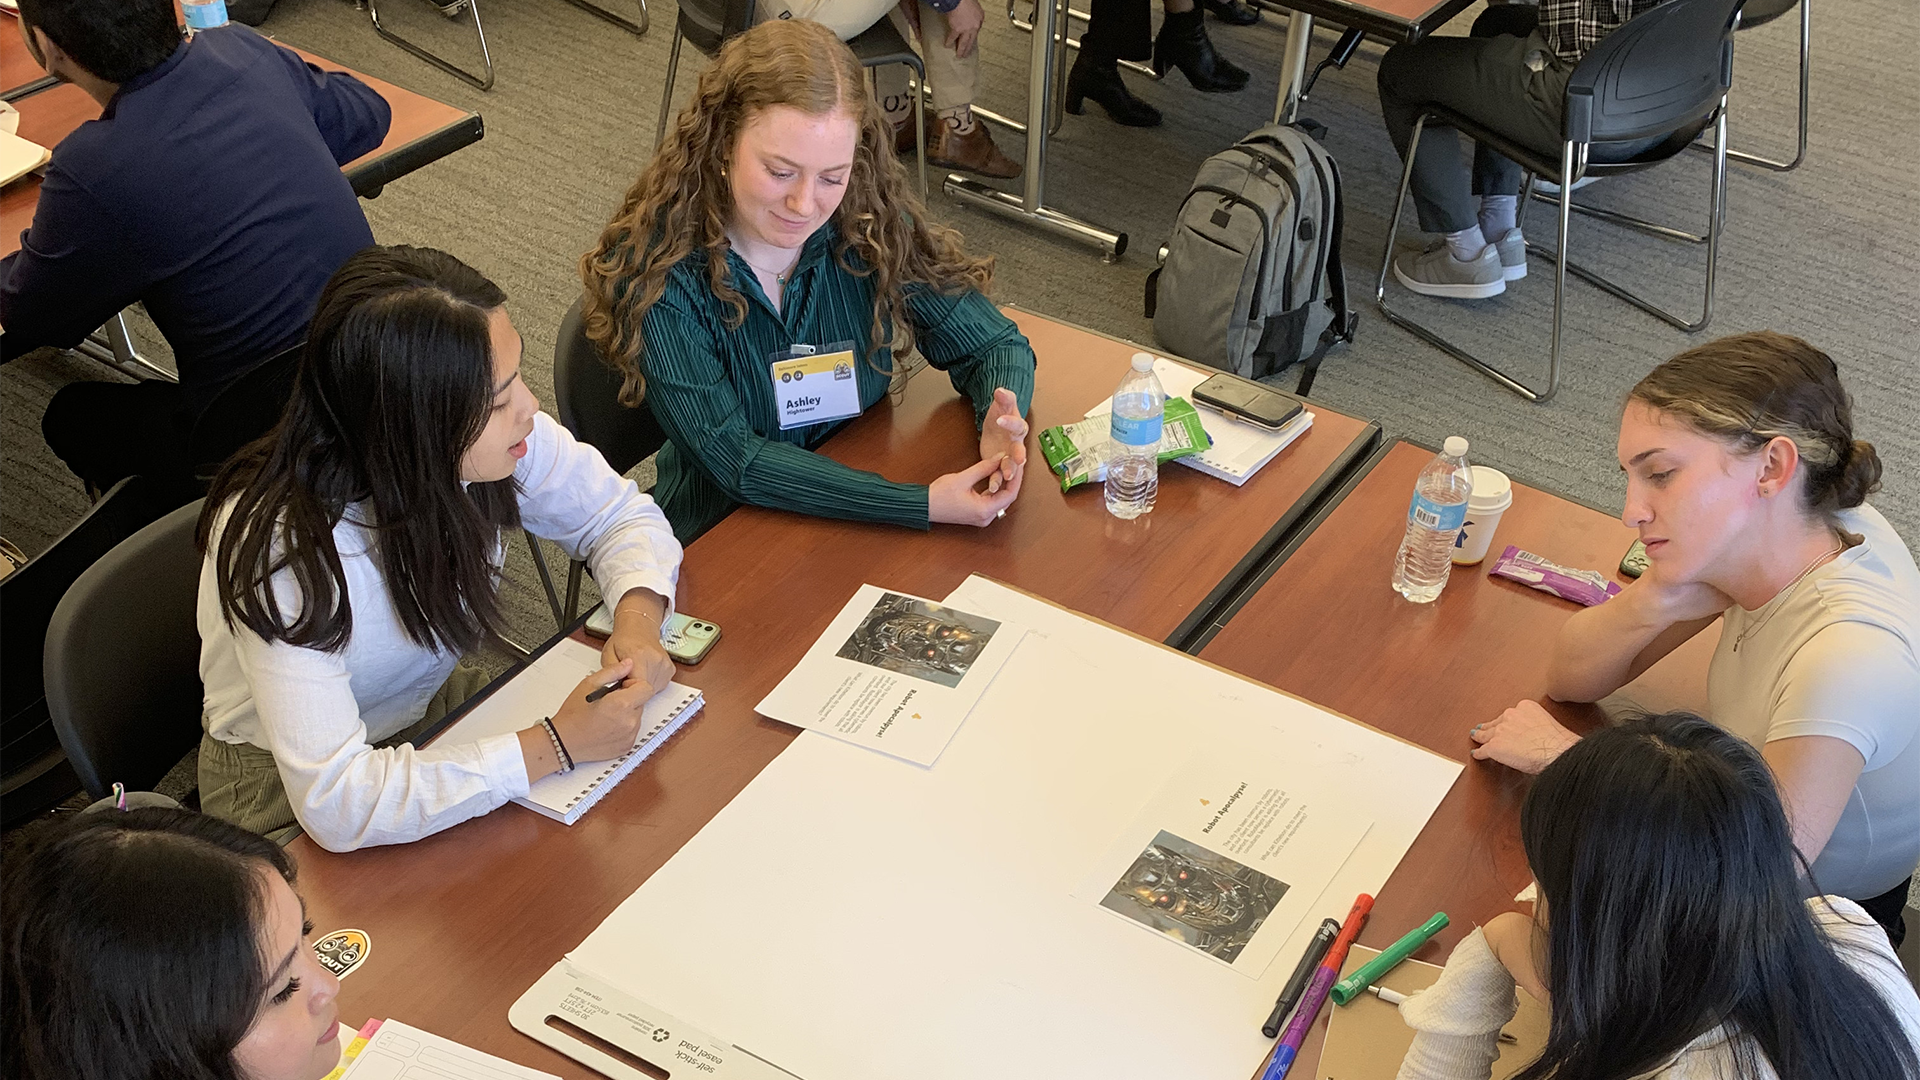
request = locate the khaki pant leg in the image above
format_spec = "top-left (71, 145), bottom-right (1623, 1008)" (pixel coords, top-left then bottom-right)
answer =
top-left (895, 4), bottom-right (978, 111)
top-left (388, 662), bottom-right (497, 747)
top-left (196, 662), bottom-right (494, 846)
top-left (197, 732), bottom-right (302, 845)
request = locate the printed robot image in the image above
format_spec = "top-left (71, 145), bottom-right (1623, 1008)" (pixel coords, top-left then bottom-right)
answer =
top-left (838, 594), bottom-right (995, 686)
top-left (1115, 839), bottom-right (1285, 961)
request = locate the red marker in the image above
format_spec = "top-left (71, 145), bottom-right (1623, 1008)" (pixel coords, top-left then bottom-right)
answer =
top-left (1323, 893), bottom-right (1375, 972)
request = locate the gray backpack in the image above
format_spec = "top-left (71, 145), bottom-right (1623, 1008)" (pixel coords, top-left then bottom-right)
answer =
top-left (1145, 124), bottom-right (1354, 396)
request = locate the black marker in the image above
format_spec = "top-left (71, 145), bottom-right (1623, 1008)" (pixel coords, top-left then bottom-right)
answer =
top-left (1262, 918), bottom-right (1341, 1038)
top-left (583, 677), bottom-right (626, 704)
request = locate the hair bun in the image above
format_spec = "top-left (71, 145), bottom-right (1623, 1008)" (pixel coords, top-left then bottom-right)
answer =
top-left (1835, 439), bottom-right (1882, 509)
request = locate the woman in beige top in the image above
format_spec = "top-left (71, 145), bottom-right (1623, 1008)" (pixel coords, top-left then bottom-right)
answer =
top-left (1396, 714), bottom-right (1919, 1080)
top-left (1469, 333), bottom-right (1920, 945)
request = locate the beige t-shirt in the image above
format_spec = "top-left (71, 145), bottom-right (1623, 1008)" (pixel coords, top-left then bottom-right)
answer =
top-left (1706, 504), bottom-right (1920, 899)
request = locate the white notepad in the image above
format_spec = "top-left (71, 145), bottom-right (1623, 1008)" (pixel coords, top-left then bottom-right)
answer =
top-left (0, 128), bottom-right (50, 188)
top-left (340, 1018), bottom-right (560, 1079)
top-left (1085, 356), bottom-right (1314, 486)
top-left (438, 639), bottom-right (703, 825)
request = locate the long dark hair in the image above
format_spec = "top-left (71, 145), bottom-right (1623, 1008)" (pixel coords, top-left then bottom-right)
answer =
top-left (199, 245), bottom-right (521, 655)
top-left (1516, 713), bottom-right (1918, 1080)
top-left (2, 808), bottom-right (298, 1080)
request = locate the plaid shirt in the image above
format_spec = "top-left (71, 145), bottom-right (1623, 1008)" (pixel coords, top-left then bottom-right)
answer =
top-left (1538, 0), bottom-right (1669, 63)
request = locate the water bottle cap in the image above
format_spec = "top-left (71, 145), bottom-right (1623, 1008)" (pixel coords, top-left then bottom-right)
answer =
top-left (1443, 436), bottom-right (1469, 457)
top-left (1130, 352), bottom-right (1156, 372)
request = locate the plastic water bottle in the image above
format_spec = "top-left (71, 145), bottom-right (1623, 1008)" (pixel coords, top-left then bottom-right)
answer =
top-left (182, 0), bottom-right (229, 33)
top-left (1105, 352), bottom-right (1164, 519)
top-left (1391, 437), bottom-right (1473, 603)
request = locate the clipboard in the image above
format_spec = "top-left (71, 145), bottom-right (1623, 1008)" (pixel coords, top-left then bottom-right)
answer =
top-left (1318, 944), bottom-right (1549, 1080)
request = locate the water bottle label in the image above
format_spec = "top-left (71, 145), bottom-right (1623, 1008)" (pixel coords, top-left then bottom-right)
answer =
top-left (1110, 411), bottom-right (1162, 448)
top-left (1408, 494), bottom-right (1467, 532)
top-left (184, 0), bottom-right (228, 28)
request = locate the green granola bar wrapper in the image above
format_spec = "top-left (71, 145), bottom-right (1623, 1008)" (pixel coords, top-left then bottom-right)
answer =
top-left (1039, 396), bottom-right (1212, 492)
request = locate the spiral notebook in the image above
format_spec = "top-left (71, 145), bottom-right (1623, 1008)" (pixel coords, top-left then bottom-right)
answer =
top-left (1084, 356), bottom-right (1315, 486)
top-left (438, 639), bottom-right (703, 825)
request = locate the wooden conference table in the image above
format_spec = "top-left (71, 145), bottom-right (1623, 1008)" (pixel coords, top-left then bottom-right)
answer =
top-left (1198, 440), bottom-right (1717, 1078)
top-left (290, 308), bottom-right (1383, 1076)
top-left (0, 24), bottom-right (483, 259)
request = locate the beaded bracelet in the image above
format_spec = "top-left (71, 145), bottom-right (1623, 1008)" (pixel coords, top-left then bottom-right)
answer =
top-left (539, 717), bottom-right (575, 774)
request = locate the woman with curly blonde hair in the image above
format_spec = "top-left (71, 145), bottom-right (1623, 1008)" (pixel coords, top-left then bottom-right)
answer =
top-left (581, 19), bottom-right (1035, 541)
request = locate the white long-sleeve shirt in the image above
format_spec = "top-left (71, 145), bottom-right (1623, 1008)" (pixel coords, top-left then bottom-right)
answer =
top-left (1393, 898), bottom-right (1920, 1080)
top-left (199, 411), bottom-right (683, 852)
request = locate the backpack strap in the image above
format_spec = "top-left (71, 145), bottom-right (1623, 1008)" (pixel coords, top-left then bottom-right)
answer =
top-left (1296, 152), bottom-right (1356, 397)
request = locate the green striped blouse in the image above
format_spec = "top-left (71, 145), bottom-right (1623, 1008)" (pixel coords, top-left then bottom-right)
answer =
top-left (636, 225), bottom-right (1036, 540)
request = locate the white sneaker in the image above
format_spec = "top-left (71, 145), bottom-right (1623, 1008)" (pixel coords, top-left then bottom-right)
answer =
top-left (1392, 240), bottom-right (1507, 300)
top-left (1532, 175), bottom-right (1599, 196)
top-left (1492, 229), bottom-right (1526, 281)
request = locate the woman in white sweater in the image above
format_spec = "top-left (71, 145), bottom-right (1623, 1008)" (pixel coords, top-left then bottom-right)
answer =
top-left (196, 246), bottom-right (683, 852)
top-left (1397, 713), bottom-right (1920, 1080)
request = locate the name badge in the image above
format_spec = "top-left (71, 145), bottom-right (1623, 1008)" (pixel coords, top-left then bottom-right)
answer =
top-left (770, 342), bottom-right (861, 430)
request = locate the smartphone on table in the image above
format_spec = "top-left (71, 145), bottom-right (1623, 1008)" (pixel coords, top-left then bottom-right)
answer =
top-left (1619, 539), bottom-right (1649, 579)
top-left (1191, 372), bottom-right (1304, 430)
top-left (585, 606), bottom-right (722, 665)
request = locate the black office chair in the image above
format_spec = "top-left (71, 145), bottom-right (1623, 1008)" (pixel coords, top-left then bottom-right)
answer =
top-left (1376, 0), bottom-right (1744, 402)
top-left (44, 500), bottom-right (208, 801)
top-left (189, 341), bottom-right (304, 487)
top-left (653, 0), bottom-right (928, 196)
top-left (0, 477), bottom-right (172, 824)
top-left (523, 297), bottom-right (673, 629)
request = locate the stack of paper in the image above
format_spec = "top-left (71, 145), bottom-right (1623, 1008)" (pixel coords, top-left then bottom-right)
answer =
top-left (336, 1018), bottom-right (560, 1079)
top-left (0, 129), bottom-right (49, 187)
top-left (1086, 356), bottom-right (1314, 486)
top-left (439, 639), bottom-right (703, 825)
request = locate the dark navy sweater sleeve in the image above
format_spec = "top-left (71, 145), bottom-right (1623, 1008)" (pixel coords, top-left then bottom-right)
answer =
top-left (262, 42), bottom-right (391, 164)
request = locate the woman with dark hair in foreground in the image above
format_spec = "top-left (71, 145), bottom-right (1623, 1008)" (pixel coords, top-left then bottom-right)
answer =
top-left (197, 245), bottom-right (683, 853)
top-left (1396, 713), bottom-right (1920, 1080)
top-left (3, 808), bottom-right (342, 1080)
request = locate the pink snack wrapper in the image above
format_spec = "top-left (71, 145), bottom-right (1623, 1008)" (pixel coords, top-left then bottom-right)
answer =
top-left (1487, 545), bottom-right (1623, 606)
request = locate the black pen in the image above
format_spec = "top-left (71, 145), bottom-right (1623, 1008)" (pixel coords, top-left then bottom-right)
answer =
top-left (1263, 918), bottom-right (1341, 1038)
top-left (583, 677), bottom-right (626, 703)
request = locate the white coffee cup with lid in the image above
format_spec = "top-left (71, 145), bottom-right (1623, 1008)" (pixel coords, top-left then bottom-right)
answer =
top-left (1453, 465), bottom-right (1514, 565)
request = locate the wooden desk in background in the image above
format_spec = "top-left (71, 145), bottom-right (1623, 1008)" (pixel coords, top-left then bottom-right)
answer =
top-left (1268, 0), bottom-right (1479, 125)
top-left (1196, 440), bottom-right (1717, 1079)
top-left (0, 30), bottom-right (481, 259)
top-left (287, 308), bottom-right (1383, 1078)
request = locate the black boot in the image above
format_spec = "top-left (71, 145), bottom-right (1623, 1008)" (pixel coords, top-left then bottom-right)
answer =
top-left (1152, 8), bottom-right (1251, 92)
top-left (1204, 0), bottom-right (1261, 25)
top-left (1065, 51), bottom-right (1164, 127)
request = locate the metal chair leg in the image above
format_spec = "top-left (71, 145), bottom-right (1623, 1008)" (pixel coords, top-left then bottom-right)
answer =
top-left (1373, 115), bottom-right (1560, 402)
top-left (656, 31), bottom-right (684, 149)
top-left (1702, 0), bottom-right (1808, 171)
top-left (557, 0), bottom-right (647, 34)
top-left (369, 0), bottom-right (496, 90)
top-left (1524, 105), bottom-right (1725, 335)
top-left (912, 66), bottom-right (928, 197)
top-left (562, 560), bottom-right (587, 626)
top-left (523, 530), bottom-right (568, 629)
top-left (1525, 187), bottom-right (1710, 245)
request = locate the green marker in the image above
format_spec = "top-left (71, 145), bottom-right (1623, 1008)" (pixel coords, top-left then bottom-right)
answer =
top-left (1330, 912), bottom-right (1449, 1005)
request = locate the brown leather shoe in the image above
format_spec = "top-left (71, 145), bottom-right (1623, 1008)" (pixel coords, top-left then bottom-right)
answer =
top-left (927, 120), bottom-right (1022, 180)
top-left (893, 115), bottom-right (921, 156)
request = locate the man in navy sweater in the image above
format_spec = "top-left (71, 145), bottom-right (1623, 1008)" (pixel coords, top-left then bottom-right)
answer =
top-left (1, 0), bottom-right (390, 493)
